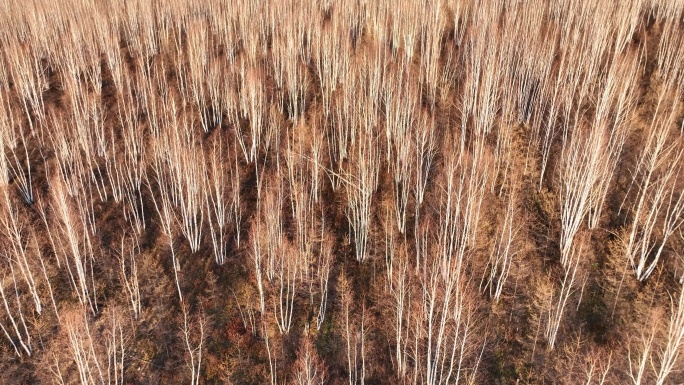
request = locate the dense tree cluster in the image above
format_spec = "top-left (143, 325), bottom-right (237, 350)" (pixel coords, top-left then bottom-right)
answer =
top-left (0, 0), bottom-right (682, 383)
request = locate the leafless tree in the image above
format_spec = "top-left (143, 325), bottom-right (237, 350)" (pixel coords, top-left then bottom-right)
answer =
top-left (345, 127), bottom-right (379, 263)
top-left (338, 272), bottom-right (368, 385)
top-left (482, 183), bottom-right (521, 301)
top-left (117, 232), bottom-right (142, 320)
top-left (384, 225), bottom-right (411, 378)
top-left (546, 237), bottom-right (585, 350)
top-left (6, 40), bottom-right (47, 137)
top-left (293, 331), bottom-right (328, 385)
top-left (180, 305), bottom-right (206, 385)
top-left (0, 91), bottom-right (34, 204)
top-left (0, 186), bottom-right (41, 314)
top-left (50, 175), bottom-right (97, 314)
top-left (58, 307), bottom-right (127, 385)
top-left (653, 284), bottom-right (684, 385)
top-left (0, 269), bottom-right (31, 357)
top-left (147, 155), bottom-right (183, 303)
top-left (624, 85), bottom-right (684, 281)
top-left (205, 138), bottom-right (231, 265)
top-left (315, 231), bottom-right (332, 331)
top-left (239, 65), bottom-right (266, 163)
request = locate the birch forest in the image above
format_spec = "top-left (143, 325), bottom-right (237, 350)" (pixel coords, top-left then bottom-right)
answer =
top-left (0, 0), bottom-right (683, 383)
